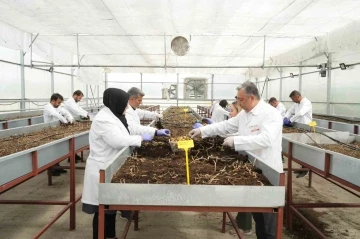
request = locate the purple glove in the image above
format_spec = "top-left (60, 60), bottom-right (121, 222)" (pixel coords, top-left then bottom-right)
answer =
top-left (156, 129), bottom-right (171, 136)
top-left (225, 108), bottom-right (230, 112)
top-left (141, 133), bottom-right (153, 141)
top-left (203, 118), bottom-right (213, 124)
top-left (283, 117), bottom-right (291, 125)
top-left (192, 123), bottom-right (203, 129)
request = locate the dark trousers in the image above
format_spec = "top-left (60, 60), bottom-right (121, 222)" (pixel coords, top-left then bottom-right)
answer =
top-left (236, 212), bottom-right (252, 230)
top-left (252, 212), bottom-right (276, 239)
top-left (92, 212), bottom-right (116, 239)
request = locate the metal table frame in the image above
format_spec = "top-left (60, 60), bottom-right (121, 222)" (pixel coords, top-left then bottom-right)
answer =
top-left (97, 148), bottom-right (285, 239)
top-left (0, 121), bottom-right (90, 239)
top-left (282, 123), bottom-right (360, 238)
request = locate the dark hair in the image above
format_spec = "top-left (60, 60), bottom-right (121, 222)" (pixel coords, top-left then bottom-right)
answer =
top-left (268, 97), bottom-right (277, 103)
top-left (219, 99), bottom-right (228, 108)
top-left (50, 93), bottom-right (64, 102)
top-left (289, 90), bottom-right (301, 98)
top-left (73, 90), bottom-right (84, 96)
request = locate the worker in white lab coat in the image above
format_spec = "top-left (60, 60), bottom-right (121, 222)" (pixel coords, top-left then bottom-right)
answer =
top-left (82, 88), bottom-right (154, 239)
top-left (284, 91), bottom-right (312, 125)
top-left (268, 97), bottom-right (286, 118)
top-left (189, 81), bottom-right (283, 239)
top-left (126, 87), bottom-right (170, 137)
top-left (209, 100), bottom-right (219, 116)
top-left (43, 93), bottom-right (74, 176)
top-left (64, 90), bottom-right (90, 163)
top-left (210, 99), bottom-right (230, 123)
top-left (63, 90), bottom-right (89, 118)
top-left (284, 90), bottom-right (313, 178)
top-left (43, 93), bottom-right (74, 124)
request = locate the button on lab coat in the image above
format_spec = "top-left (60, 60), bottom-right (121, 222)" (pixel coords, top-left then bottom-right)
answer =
top-left (82, 107), bottom-right (142, 205)
top-left (125, 105), bottom-right (156, 136)
top-left (200, 100), bottom-right (283, 172)
top-left (211, 103), bottom-right (230, 123)
top-left (43, 103), bottom-right (74, 123)
top-left (63, 98), bottom-right (88, 118)
top-left (276, 102), bottom-right (287, 118)
top-left (285, 97), bottom-right (312, 124)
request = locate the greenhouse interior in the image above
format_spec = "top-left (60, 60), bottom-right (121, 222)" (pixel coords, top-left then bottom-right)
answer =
top-left (1, 1), bottom-right (360, 239)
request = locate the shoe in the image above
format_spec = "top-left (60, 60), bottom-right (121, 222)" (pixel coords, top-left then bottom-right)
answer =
top-left (57, 169), bottom-right (67, 174)
top-left (75, 154), bottom-right (82, 162)
top-left (243, 230), bottom-right (252, 235)
top-left (51, 170), bottom-right (61, 176)
top-left (296, 171), bottom-right (308, 178)
top-left (229, 229), bottom-right (252, 235)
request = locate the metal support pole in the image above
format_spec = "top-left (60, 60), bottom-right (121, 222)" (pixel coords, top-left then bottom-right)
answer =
top-left (77, 34), bottom-right (80, 68)
top-left (262, 35), bottom-right (266, 68)
top-left (279, 68), bottom-right (283, 101)
top-left (104, 73), bottom-right (108, 89)
top-left (30, 34), bottom-right (33, 68)
top-left (265, 77), bottom-right (269, 101)
top-left (86, 85), bottom-right (89, 107)
top-left (20, 50), bottom-right (26, 111)
top-left (326, 53), bottom-right (332, 114)
top-left (51, 65), bottom-right (54, 95)
top-left (97, 85), bottom-right (100, 106)
top-left (299, 62), bottom-right (303, 92)
top-left (140, 73), bottom-right (143, 90)
top-left (71, 68), bottom-right (74, 95)
top-left (176, 73), bottom-right (179, 106)
top-left (211, 74), bottom-right (214, 102)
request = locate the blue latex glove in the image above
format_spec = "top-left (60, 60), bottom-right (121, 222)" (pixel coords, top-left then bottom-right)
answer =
top-left (203, 118), bottom-right (213, 124)
top-left (156, 129), bottom-right (171, 136)
top-left (283, 117), bottom-right (292, 126)
top-left (192, 123), bottom-right (204, 129)
top-left (141, 133), bottom-right (153, 141)
top-left (225, 108), bottom-right (230, 112)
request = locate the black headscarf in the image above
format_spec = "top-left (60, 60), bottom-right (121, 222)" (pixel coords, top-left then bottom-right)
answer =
top-left (103, 88), bottom-right (130, 133)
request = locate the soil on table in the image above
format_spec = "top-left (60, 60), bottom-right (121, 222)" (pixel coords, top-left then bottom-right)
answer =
top-left (112, 136), bottom-right (270, 186)
top-left (313, 115), bottom-right (360, 124)
top-left (283, 127), bottom-right (304, 134)
top-left (309, 142), bottom-right (360, 159)
top-left (113, 106), bottom-right (270, 186)
top-left (0, 121), bottom-right (91, 157)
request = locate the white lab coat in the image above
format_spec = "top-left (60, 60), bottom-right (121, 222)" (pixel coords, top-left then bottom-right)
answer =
top-left (211, 103), bottom-right (230, 123)
top-left (276, 102), bottom-right (287, 118)
top-left (82, 107), bottom-right (142, 205)
top-left (210, 101), bottom-right (219, 115)
top-left (136, 108), bottom-right (159, 120)
top-left (285, 97), bottom-right (312, 124)
top-left (63, 98), bottom-right (88, 118)
top-left (43, 103), bottom-right (74, 123)
top-left (200, 100), bottom-right (283, 172)
top-left (125, 105), bottom-right (156, 136)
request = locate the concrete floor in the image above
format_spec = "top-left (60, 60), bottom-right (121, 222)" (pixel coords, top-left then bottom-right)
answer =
top-left (0, 152), bottom-right (359, 239)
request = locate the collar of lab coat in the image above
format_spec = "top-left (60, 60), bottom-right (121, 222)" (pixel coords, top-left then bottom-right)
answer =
top-left (249, 100), bottom-right (264, 116)
top-left (127, 104), bottom-right (136, 111)
top-left (300, 97), bottom-right (307, 104)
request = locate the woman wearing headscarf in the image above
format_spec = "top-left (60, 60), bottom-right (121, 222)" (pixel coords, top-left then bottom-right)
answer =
top-left (82, 88), bottom-right (153, 239)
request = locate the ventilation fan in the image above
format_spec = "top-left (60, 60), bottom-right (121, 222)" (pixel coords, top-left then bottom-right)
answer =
top-left (162, 84), bottom-right (177, 100)
top-left (184, 78), bottom-right (207, 99)
top-left (171, 36), bottom-right (190, 56)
